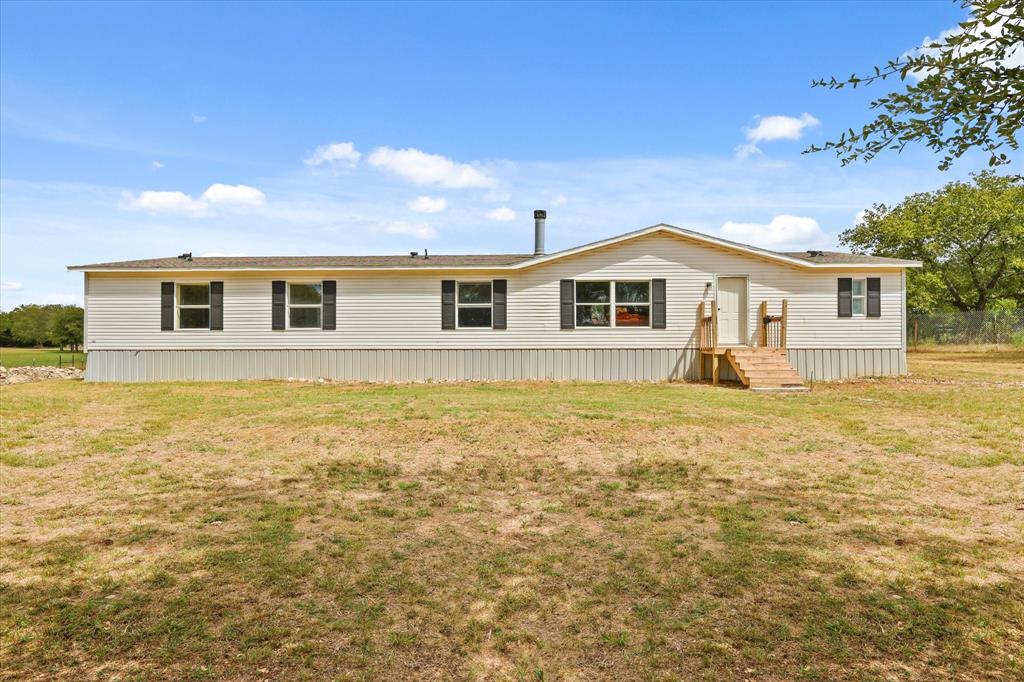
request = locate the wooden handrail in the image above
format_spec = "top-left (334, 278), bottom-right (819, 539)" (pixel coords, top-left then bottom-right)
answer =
top-left (698, 301), bottom-right (715, 352)
top-left (757, 301), bottom-right (767, 346)
top-left (781, 299), bottom-right (788, 348)
top-left (711, 301), bottom-right (718, 349)
top-left (759, 299), bottom-right (789, 348)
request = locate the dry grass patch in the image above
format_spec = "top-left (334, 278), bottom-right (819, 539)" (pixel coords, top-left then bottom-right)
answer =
top-left (0, 350), bottom-right (1021, 680)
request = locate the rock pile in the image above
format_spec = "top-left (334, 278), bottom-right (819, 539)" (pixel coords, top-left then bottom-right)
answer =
top-left (0, 366), bottom-right (85, 385)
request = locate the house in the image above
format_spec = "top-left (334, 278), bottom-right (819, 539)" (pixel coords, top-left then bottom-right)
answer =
top-left (68, 211), bottom-right (921, 386)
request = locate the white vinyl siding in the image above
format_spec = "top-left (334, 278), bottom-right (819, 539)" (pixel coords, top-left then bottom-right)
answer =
top-left (83, 232), bottom-right (906, 351)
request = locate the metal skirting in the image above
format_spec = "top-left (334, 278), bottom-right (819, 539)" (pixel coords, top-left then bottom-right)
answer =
top-left (83, 348), bottom-right (906, 383)
top-left (787, 347), bottom-right (906, 382)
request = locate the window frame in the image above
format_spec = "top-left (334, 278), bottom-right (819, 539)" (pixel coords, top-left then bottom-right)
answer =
top-left (574, 279), bottom-right (653, 329)
top-left (176, 282), bottom-right (211, 331)
top-left (851, 278), bottom-right (867, 317)
top-left (455, 281), bottom-right (493, 329)
top-left (286, 281), bottom-right (324, 330)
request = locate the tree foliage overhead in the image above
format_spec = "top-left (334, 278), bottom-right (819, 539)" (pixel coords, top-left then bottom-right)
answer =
top-left (841, 171), bottom-right (1023, 312)
top-left (807, 0), bottom-right (1023, 170)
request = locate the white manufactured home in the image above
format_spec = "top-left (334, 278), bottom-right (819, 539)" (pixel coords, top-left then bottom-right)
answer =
top-left (69, 212), bottom-right (920, 387)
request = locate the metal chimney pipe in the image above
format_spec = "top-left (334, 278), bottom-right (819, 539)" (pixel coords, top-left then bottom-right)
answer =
top-left (533, 209), bottom-right (546, 255)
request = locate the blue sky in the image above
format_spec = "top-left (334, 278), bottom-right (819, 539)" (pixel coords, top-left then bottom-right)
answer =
top-left (0, 0), bottom-right (1013, 309)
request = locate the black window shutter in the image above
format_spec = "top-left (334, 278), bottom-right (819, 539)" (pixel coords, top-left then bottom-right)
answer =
top-left (210, 281), bottom-right (224, 331)
top-left (651, 278), bottom-right (666, 329)
top-left (441, 280), bottom-right (456, 330)
top-left (322, 280), bottom-right (336, 330)
top-left (272, 280), bottom-right (286, 330)
top-left (837, 278), bottom-right (852, 318)
top-left (492, 279), bottom-right (507, 329)
top-left (161, 282), bottom-right (174, 331)
top-left (866, 277), bottom-right (881, 318)
top-left (560, 279), bottom-right (575, 329)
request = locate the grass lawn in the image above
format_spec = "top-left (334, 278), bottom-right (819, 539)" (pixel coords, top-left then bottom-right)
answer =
top-left (1, 350), bottom-right (1021, 680)
top-left (0, 346), bottom-right (85, 368)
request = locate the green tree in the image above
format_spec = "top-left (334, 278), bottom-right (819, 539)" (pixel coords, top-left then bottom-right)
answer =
top-left (0, 310), bottom-right (14, 347)
top-left (841, 171), bottom-right (1024, 312)
top-left (9, 305), bottom-right (54, 347)
top-left (807, 0), bottom-right (1023, 170)
top-left (49, 305), bottom-right (84, 351)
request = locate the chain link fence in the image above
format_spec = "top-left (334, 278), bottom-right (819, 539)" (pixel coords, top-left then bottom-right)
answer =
top-left (908, 310), bottom-right (1024, 346)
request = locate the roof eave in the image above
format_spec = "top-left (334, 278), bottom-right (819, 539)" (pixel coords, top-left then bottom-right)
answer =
top-left (67, 264), bottom-right (528, 273)
top-left (508, 225), bottom-right (921, 270)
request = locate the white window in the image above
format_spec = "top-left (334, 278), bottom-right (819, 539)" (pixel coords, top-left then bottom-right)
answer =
top-left (851, 278), bottom-right (866, 316)
top-left (575, 280), bottom-right (651, 327)
top-left (457, 282), bottom-right (492, 328)
top-left (177, 283), bottom-right (210, 329)
top-left (288, 283), bottom-right (322, 329)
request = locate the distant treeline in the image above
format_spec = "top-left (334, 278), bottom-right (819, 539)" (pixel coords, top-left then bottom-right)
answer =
top-left (0, 304), bottom-right (84, 351)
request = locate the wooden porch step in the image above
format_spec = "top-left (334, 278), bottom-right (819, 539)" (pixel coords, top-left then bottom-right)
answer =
top-left (743, 369), bottom-right (803, 378)
top-left (740, 357), bottom-right (793, 366)
top-left (723, 347), bottom-right (807, 391)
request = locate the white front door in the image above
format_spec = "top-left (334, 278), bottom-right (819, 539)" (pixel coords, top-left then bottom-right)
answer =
top-left (717, 277), bottom-right (747, 345)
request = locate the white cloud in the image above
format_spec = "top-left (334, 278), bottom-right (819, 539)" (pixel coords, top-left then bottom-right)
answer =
top-left (381, 221), bottom-right (438, 239)
top-left (746, 113), bottom-right (820, 143)
top-left (122, 183), bottom-right (265, 215)
top-left (407, 195), bottom-right (447, 213)
top-left (1, 281), bottom-right (23, 292)
top-left (151, 160), bottom-right (165, 169)
top-left (191, 113), bottom-right (207, 124)
top-left (719, 214), bottom-right (827, 250)
top-left (123, 190), bottom-right (207, 216)
top-left (199, 252), bottom-right (249, 257)
top-left (550, 193), bottom-right (568, 207)
top-left (738, 113), bottom-right (820, 158)
top-left (200, 183), bottom-right (266, 207)
top-left (485, 207), bottom-right (516, 222)
top-left (734, 143), bottom-right (763, 160)
top-left (368, 147), bottom-right (497, 188)
top-left (304, 141), bottom-right (361, 168)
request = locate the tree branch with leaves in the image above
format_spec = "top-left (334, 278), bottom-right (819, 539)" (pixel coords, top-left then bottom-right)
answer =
top-left (806, 0), bottom-right (1023, 170)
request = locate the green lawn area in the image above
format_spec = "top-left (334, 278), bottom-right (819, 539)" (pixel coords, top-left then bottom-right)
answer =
top-left (0, 346), bottom-right (85, 368)
top-left (1, 350), bottom-right (1021, 680)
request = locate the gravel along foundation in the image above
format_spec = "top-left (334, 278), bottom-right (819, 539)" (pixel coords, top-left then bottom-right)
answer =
top-left (0, 366), bottom-right (84, 385)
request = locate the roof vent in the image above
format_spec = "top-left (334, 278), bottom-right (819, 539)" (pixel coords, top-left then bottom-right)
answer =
top-left (178, 252), bottom-right (193, 261)
top-left (534, 209), bottom-right (546, 256)
top-left (806, 250), bottom-right (824, 257)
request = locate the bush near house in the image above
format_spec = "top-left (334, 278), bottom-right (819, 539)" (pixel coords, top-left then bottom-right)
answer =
top-left (1, 350), bottom-right (1021, 680)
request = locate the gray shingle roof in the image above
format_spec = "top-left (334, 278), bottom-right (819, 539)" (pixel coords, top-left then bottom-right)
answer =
top-left (780, 251), bottom-right (919, 266)
top-left (68, 225), bottom-right (920, 271)
top-left (69, 254), bottom-right (535, 270)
